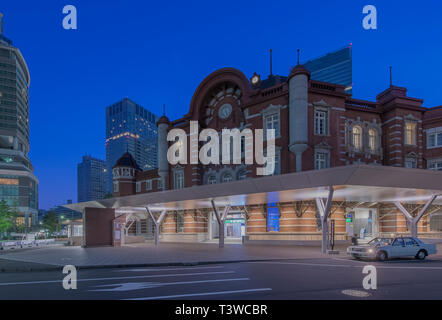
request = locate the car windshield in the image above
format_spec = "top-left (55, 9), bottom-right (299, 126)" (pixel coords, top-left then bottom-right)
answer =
top-left (368, 237), bottom-right (392, 245)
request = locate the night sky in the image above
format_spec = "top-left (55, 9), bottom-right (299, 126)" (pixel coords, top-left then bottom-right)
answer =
top-left (1, 0), bottom-right (441, 209)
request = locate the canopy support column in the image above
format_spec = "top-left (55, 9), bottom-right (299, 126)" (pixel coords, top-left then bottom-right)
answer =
top-left (146, 207), bottom-right (167, 246)
top-left (211, 200), bottom-right (231, 248)
top-left (394, 194), bottom-right (439, 238)
top-left (315, 186), bottom-right (334, 254)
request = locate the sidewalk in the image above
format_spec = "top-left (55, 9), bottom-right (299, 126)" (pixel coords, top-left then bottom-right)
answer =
top-left (0, 242), bottom-right (349, 272)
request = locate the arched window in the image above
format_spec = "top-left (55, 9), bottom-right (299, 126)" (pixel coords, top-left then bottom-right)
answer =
top-left (368, 128), bottom-right (377, 151)
top-left (237, 170), bottom-right (247, 180)
top-left (207, 175), bottom-right (217, 184)
top-left (221, 172), bottom-right (233, 183)
top-left (352, 126), bottom-right (362, 151)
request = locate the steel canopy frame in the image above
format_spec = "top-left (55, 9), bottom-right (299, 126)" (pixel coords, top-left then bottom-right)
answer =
top-left (65, 165), bottom-right (442, 247)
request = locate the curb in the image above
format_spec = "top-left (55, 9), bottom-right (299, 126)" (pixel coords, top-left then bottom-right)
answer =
top-left (0, 257), bottom-right (330, 273)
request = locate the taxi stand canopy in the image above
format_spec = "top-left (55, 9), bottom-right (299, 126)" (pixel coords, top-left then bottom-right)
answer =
top-left (65, 165), bottom-right (442, 252)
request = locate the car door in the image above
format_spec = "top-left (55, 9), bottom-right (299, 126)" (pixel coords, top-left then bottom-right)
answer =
top-left (390, 238), bottom-right (405, 258)
top-left (403, 237), bottom-right (419, 257)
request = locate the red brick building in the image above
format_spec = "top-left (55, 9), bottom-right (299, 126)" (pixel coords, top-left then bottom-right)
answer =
top-left (111, 64), bottom-right (442, 243)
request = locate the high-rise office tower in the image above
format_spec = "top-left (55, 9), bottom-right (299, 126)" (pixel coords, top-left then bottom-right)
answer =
top-left (77, 155), bottom-right (106, 202)
top-left (0, 13), bottom-right (38, 228)
top-left (303, 45), bottom-right (353, 93)
top-left (105, 98), bottom-right (159, 192)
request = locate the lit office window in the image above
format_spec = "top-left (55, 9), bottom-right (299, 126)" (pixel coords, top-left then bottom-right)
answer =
top-left (352, 126), bottom-right (362, 150)
top-left (405, 122), bottom-right (417, 145)
top-left (314, 110), bottom-right (328, 135)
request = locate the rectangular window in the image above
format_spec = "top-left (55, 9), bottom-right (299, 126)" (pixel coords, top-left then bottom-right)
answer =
top-left (405, 158), bottom-right (417, 168)
top-left (405, 122), bottom-right (417, 145)
top-left (145, 180), bottom-right (152, 191)
top-left (428, 159), bottom-right (442, 171)
top-left (157, 178), bottom-right (163, 190)
top-left (315, 151), bottom-right (329, 170)
top-left (176, 214), bottom-right (184, 233)
top-left (264, 113), bottom-right (280, 139)
top-left (136, 182), bottom-right (141, 192)
top-left (174, 170), bottom-right (184, 189)
top-left (314, 110), bottom-right (328, 135)
top-left (427, 131), bottom-right (442, 148)
top-left (113, 181), bottom-right (119, 193)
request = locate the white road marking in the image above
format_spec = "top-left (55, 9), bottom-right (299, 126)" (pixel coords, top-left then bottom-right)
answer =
top-left (126, 288), bottom-right (272, 300)
top-left (113, 266), bottom-right (224, 272)
top-left (341, 289), bottom-right (371, 297)
top-left (0, 271), bottom-right (235, 287)
top-left (89, 277), bottom-right (250, 292)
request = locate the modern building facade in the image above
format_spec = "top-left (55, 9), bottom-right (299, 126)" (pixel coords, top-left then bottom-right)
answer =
top-left (77, 155), bottom-right (106, 202)
top-left (105, 98), bottom-right (159, 193)
top-left (106, 56), bottom-right (442, 244)
top-left (304, 45), bottom-right (352, 93)
top-left (0, 13), bottom-right (38, 228)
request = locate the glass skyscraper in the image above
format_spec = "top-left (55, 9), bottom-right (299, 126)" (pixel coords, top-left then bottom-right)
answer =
top-left (304, 45), bottom-right (353, 93)
top-left (77, 155), bottom-right (106, 202)
top-left (0, 13), bottom-right (38, 228)
top-left (105, 98), bottom-right (159, 192)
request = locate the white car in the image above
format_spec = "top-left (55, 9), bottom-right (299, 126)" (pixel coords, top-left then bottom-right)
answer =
top-left (347, 237), bottom-right (437, 261)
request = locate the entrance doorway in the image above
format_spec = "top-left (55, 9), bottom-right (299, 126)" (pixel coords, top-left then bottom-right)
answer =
top-left (210, 211), bottom-right (246, 243)
top-left (346, 208), bottom-right (378, 241)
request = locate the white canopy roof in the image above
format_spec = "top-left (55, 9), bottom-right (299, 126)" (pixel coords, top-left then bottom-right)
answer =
top-left (65, 165), bottom-right (442, 213)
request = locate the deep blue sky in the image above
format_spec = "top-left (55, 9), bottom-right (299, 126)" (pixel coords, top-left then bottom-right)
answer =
top-left (2, 0), bottom-right (441, 209)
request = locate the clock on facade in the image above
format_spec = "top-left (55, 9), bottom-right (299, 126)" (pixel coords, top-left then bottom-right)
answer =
top-left (218, 103), bottom-right (232, 119)
top-left (250, 73), bottom-right (260, 86)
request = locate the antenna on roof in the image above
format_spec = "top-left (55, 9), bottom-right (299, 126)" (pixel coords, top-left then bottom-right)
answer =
top-left (269, 49), bottom-right (273, 77)
top-left (297, 49), bottom-right (300, 65)
top-left (162, 104), bottom-right (165, 116)
top-left (389, 66), bottom-right (393, 87)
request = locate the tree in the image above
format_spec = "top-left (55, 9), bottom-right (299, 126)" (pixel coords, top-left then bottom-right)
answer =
top-left (43, 211), bottom-right (59, 235)
top-left (0, 200), bottom-right (17, 238)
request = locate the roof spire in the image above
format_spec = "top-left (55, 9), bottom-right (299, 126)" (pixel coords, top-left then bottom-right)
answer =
top-left (162, 104), bottom-right (165, 116)
top-left (269, 49), bottom-right (273, 77)
top-left (297, 49), bottom-right (300, 65)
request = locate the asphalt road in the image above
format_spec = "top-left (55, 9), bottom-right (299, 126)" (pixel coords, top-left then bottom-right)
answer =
top-left (1, 256), bottom-right (442, 300)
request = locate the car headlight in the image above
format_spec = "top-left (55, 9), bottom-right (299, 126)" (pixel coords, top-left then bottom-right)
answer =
top-left (367, 248), bottom-right (374, 253)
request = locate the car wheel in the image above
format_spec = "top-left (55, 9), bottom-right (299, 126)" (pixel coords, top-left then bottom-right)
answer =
top-left (377, 251), bottom-right (387, 261)
top-left (351, 254), bottom-right (361, 260)
top-left (416, 250), bottom-right (427, 260)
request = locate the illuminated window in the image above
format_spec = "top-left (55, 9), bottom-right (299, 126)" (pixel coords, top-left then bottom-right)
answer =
top-left (405, 122), bottom-right (417, 145)
top-left (352, 126), bottom-right (362, 151)
top-left (0, 178), bottom-right (18, 185)
top-left (368, 128), bottom-right (377, 151)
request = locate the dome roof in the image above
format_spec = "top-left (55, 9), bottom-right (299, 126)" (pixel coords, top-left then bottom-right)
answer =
top-left (288, 64), bottom-right (311, 80)
top-left (113, 152), bottom-right (141, 170)
top-left (156, 115), bottom-right (170, 126)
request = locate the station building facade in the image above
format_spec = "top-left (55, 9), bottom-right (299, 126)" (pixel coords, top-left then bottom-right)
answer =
top-left (111, 64), bottom-right (442, 243)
